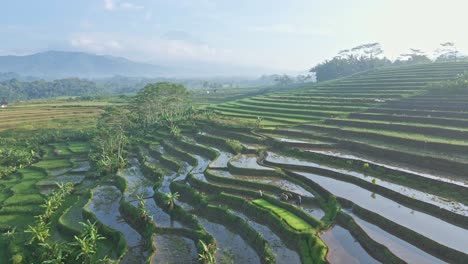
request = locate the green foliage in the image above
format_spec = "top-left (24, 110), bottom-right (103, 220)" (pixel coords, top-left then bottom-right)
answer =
top-left (255, 116), bottom-right (264, 129)
top-left (198, 240), bottom-right (217, 264)
top-left (131, 82), bottom-right (193, 129)
top-left (426, 72), bottom-right (468, 95)
top-left (252, 199), bottom-right (311, 231)
top-left (310, 43), bottom-right (393, 81)
top-left (0, 78), bottom-right (100, 101)
top-left (23, 184), bottom-right (113, 263)
top-left (89, 107), bottom-right (129, 174)
top-left (362, 162), bottom-right (370, 170)
top-left (225, 139), bottom-right (243, 154)
top-left (165, 192), bottom-right (180, 211)
top-left (136, 194), bottom-right (151, 221)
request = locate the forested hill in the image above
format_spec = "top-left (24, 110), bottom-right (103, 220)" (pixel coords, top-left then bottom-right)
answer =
top-left (0, 78), bottom-right (100, 101)
top-left (0, 51), bottom-right (165, 78)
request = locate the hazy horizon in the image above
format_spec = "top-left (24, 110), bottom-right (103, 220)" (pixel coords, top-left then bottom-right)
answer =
top-left (1, 0), bottom-right (468, 73)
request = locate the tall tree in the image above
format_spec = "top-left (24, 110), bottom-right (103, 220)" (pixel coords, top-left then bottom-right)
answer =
top-left (310, 43), bottom-right (392, 82)
top-left (435, 42), bottom-right (459, 62)
top-left (396, 48), bottom-right (432, 65)
top-left (131, 82), bottom-right (192, 129)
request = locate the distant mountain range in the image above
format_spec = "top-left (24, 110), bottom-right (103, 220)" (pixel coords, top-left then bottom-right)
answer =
top-left (0, 51), bottom-right (282, 79)
top-left (0, 51), bottom-right (166, 78)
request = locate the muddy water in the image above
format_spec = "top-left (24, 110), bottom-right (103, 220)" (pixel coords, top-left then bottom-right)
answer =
top-left (158, 171), bottom-right (177, 194)
top-left (208, 169), bottom-right (314, 198)
top-left (150, 235), bottom-right (198, 263)
top-left (48, 167), bottom-right (72, 177)
top-left (346, 211), bottom-right (446, 264)
top-left (194, 215), bottom-right (261, 264)
top-left (173, 161), bottom-right (193, 182)
top-left (231, 210), bottom-right (301, 264)
top-left (70, 160), bottom-right (91, 172)
top-left (36, 175), bottom-right (85, 187)
top-left (193, 173), bottom-right (208, 182)
top-left (87, 185), bottom-right (149, 264)
top-left (192, 154), bottom-right (211, 173)
top-left (266, 152), bottom-right (468, 217)
top-left (208, 169), bottom-right (324, 219)
top-left (118, 158), bottom-right (154, 199)
top-left (296, 172), bottom-right (468, 253)
top-left (300, 202), bottom-right (325, 220)
top-left (119, 158), bottom-right (183, 228)
top-left (209, 148), bottom-right (233, 169)
top-left (308, 149), bottom-right (468, 187)
top-left (230, 154), bottom-right (275, 171)
top-left (320, 225), bottom-right (379, 264)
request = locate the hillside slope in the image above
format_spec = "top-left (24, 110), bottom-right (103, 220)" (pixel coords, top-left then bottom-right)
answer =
top-left (211, 62), bottom-right (468, 176)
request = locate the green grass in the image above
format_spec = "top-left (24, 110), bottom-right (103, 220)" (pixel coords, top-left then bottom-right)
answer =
top-left (18, 168), bottom-right (47, 180)
top-left (34, 159), bottom-right (72, 170)
top-left (68, 142), bottom-right (90, 153)
top-left (3, 193), bottom-right (44, 206)
top-left (252, 199), bottom-right (311, 231)
top-left (0, 214), bottom-right (36, 229)
top-left (10, 180), bottom-right (37, 194)
top-left (0, 204), bottom-right (43, 214)
top-left (59, 195), bottom-right (89, 233)
top-left (50, 143), bottom-right (73, 156)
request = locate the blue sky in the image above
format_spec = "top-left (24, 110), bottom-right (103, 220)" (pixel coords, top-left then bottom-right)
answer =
top-left (1, 0), bottom-right (467, 72)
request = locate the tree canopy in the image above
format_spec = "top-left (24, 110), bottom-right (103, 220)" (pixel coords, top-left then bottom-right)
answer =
top-left (131, 82), bottom-right (192, 129)
top-left (310, 42), bottom-right (467, 82)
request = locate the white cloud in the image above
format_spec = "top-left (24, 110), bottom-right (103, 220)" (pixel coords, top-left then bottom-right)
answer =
top-left (144, 10), bottom-right (153, 21)
top-left (250, 23), bottom-right (330, 37)
top-left (103, 0), bottom-right (144, 11)
top-left (120, 2), bottom-right (143, 10)
top-left (68, 32), bottom-right (232, 64)
top-left (103, 0), bottom-right (115, 10)
top-left (70, 34), bottom-right (122, 53)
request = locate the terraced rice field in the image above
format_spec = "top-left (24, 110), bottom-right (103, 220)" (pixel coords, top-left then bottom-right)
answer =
top-left (2, 62), bottom-right (468, 263)
top-left (0, 101), bottom-right (107, 131)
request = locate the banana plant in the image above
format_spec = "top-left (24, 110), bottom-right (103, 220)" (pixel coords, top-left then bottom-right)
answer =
top-left (25, 221), bottom-right (50, 244)
top-left (198, 240), bottom-right (217, 264)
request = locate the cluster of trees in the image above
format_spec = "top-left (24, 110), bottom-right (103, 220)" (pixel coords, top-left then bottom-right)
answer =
top-left (0, 74), bottom-right (289, 103)
top-left (311, 42), bottom-right (467, 82)
top-left (89, 82), bottom-right (194, 174)
top-left (272, 74), bottom-right (313, 87)
top-left (0, 78), bottom-right (100, 101)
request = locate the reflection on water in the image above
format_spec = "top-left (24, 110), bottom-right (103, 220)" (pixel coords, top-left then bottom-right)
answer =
top-left (266, 152), bottom-right (468, 217)
top-left (296, 172), bottom-right (468, 253)
top-left (194, 215), bottom-right (261, 264)
top-left (320, 225), bottom-right (379, 264)
top-left (87, 185), bottom-right (149, 264)
top-left (346, 211), bottom-right (446, 264)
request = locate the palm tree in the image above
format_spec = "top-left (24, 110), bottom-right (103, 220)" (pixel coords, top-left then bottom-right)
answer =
top-left (165, 192), bottom-right (180, 211)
